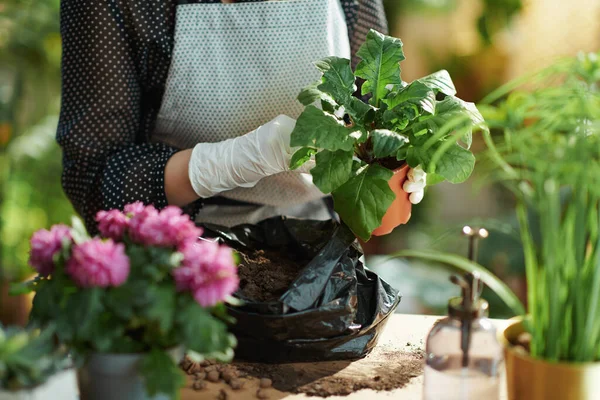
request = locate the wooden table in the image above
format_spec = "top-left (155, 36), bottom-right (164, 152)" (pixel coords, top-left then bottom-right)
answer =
top-left (181, 314), bottom-right (509, 400)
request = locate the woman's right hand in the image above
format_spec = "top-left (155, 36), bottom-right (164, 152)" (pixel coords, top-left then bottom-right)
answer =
top-left (187, 114), bottom-right (310, 199)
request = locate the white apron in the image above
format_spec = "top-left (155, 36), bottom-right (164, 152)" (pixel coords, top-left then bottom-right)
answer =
top-left (152, 0), bottom-right (351, 226)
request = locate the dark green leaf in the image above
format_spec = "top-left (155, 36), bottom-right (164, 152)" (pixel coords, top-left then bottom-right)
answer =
top-left (290, 147), bottom-right (317, 170)
top-left (371, 129), bottom-right (408, 159)
top-left (355, 30), bottom-right (405, 106)
top-left (67, 288), bottom-right (103, 340)
top-left (177, 301), bottom-right (235, 357)
top-left (310, 150), bottom-right (354, 194)
top-left (417, 70), bottom-right (457, 96)
top-left (9, 281), bottom-right (34, 296)
top-left (332, 164), bottom-right (395, 241)
top-left (297, 81), bottom-right (323, 106)
top-left (315, 56), bottom-right (356, 104)
top-left (143, 285), bottom-right (176, 333)
top-left (140, 349), bottom-right (185, 400)
top-left (291, 105), bottom-right (357, 151)
top-left (346, 97), bottom-right (376, 124)
top-left (383, 81), bottom-right (436, 114)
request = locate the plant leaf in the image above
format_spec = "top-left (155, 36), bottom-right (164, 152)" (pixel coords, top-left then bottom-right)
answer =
top-left (291, 105), bottom-right (357, 151)
top-left (177, 301), bottom-right (236, 357)
top-left (426, 172), bottom-right (446, 185)
top-left (346, 97), bottom-right (376, 123)
top-left (70, 216), bottom-right (90, 244)
top-left (355, 29), bottom-right (405, 106)
top-left (315, 56), bottom-right (356, 104)
top-left (290, 147), bottom-right (316, 170)
top-left (143, 285), bottom-right (176, 333)
top-left (412, 96), bottom-right (483, 149)
top-left (297, 82), bottom-right (323, 106)
top-left (139, 349), bottom-right (185, 400)
top-left (434, 143), bottom-right (476, 183)
top-left (371, 129), bottom-right (408, 159)
top-left (332, 164), bottom-right (395, 241)
top-left (417, 70), bottom-right (457, 96)
top-left (311, 150), bottom-right (354, 194)
top-left (383, 81), bottom-right (436, 114)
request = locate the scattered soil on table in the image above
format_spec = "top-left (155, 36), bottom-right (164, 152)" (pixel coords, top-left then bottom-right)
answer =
top-left (180, 350), bottom-right (424, 398)
top-left (237, 248), bottom-right (305, 302)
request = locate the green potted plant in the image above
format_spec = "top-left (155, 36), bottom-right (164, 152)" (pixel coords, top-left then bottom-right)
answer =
top-left (397, 51), bottom-right (600, 400)
top-left (0, 324), bottom-right (77, 400)
top-left (16, 202), bottom-right (239, 400)
top-left (290, 29), bottom-right (484, 241)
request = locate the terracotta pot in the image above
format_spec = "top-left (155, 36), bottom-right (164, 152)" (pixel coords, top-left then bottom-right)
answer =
top-left (372, 164), bottom-right (412, 237)
top-left (0, 278), bottom-right (34, 327)
top-left (501, 317), bottom-right (600, 400)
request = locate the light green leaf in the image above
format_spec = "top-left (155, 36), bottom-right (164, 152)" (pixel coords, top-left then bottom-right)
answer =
top-left (290, 147), bottom-right (316, 170)
top-left (70, 216), bottom-right (89, 244)
top-left (311, 150), bottom-right (354, 194)
top-left (412, 97), bottom-right (483, 149)
top-left (371, 129), bottom-right (408, 159)
top-left (355, 30), bottom-right (405, 106)
top-left (315, 56), bottom-right (356, 104)
top-left (291, 105), bottom-right (356, 151)
top-left (426, 173), bottom-right (446, 185)
top-left (417, 70), bottom-right (457, 96)
top-left (383, 81), bottom-right (436, 114)
top-left (332, 164), bottom-right (395, 241)
top-left (434, 143), bottom-right (476, 183)
top-left (140, 349), bottom-right (185, 400)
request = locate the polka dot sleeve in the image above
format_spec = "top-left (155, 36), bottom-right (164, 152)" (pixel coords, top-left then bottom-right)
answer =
top-left (56, 0), bottom-right (180, 233)
top-left (55, 0), bottom-right (387, 234)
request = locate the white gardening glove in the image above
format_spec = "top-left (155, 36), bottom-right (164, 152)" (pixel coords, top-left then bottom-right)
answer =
top-left (189, 115), bottom-right (313, 198)
top-left (403, 165), bottom-right (427, 204)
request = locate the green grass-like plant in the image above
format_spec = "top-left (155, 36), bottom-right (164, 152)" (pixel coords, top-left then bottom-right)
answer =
top-left (397, 51), bottom-right (600, 363)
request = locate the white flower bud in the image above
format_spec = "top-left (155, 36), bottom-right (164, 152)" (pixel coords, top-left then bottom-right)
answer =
top-left (410, 190), bottom-right (424, 204)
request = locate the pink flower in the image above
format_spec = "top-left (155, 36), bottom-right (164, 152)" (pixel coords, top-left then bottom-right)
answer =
top-left (95, 209), bottom-right (129, 241)
top-left (172, 241), bottom-right (239, 307)
top-left (129, 205), bottom-right (202, 247)
top-left (128, 204), bottom-right (159, 244)
top-left (124, 201), bottom-right (146, 217)
top-left (66, 238), bottom-right (130, 288)
top-left (29, 225), bottom-right (72, 276)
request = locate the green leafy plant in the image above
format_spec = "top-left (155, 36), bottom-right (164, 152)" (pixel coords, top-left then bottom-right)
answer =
top-left (16, 203), bottom-right (240, 399)
top-left (0, 324), bottom-right (69, 391)
top-left (290, 29), bottom-right (483, 240)
top-left (397, 51), bottom-right (600, 363)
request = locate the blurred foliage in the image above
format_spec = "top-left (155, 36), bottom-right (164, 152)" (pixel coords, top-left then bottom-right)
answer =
top-left (384, 0), bottom-right (522, 48)
top-left (0, 0), bottom-right (73, 282)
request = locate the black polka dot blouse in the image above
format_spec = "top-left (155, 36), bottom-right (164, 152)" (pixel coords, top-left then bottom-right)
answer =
top-left (56, 0), bottom-right (388, 233)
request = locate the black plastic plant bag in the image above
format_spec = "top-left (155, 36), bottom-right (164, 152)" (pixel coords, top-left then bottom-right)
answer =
top-left (201, 217), bottom-right (401, 363)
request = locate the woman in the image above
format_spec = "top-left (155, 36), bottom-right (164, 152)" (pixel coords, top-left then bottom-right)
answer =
top-left (56, 0), bottom-right (425, 232)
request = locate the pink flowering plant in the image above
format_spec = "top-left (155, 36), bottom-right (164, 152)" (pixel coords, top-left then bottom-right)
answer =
top-left (17, 202), bottom-right (239, 399)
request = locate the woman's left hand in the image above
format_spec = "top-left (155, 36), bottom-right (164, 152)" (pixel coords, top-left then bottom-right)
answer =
top-left (403, 165), bottom-right (427, 204)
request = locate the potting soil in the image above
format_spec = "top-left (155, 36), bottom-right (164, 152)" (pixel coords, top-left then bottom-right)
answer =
top-left (237, 248), bottom-right (304, 302)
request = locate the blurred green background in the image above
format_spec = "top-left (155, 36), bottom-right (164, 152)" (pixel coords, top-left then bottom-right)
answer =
top-left (1, 0), bottom-right (599, 321)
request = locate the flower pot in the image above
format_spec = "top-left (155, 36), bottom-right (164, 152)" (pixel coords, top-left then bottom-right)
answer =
top-left (77, 347), bottom-right (185, 400)
top-left (501, 318), bottom-right (600, 400)
top-left (0, 278), bottom-right (34, 327)
top-left (0, 369), bottom-right (78, 400)
top-left (372, 164), bottom-right (412, 237)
